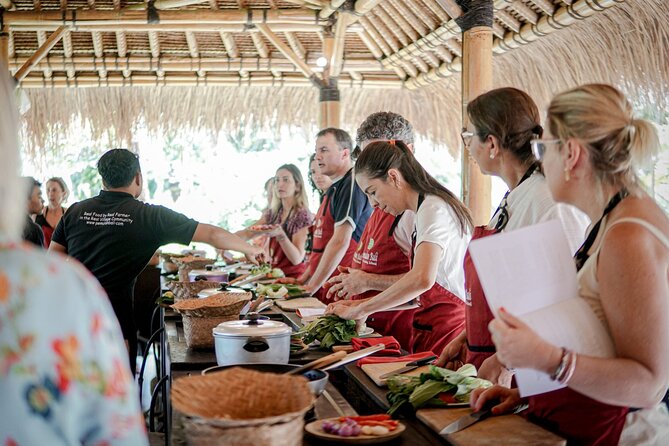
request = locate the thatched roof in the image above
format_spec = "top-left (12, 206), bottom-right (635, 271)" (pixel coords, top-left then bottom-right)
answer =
top-left (6, 0), bottom-right (669, 155)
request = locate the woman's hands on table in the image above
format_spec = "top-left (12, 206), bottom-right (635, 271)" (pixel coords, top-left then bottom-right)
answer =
top-left (470, 386), bottom-right (522, 415)
top-left (326, 266), bottom-right (371, 301)
top-left (326, 299), bottom-right (368, 323)
top-left (436, 330), bottom-right (466, 369)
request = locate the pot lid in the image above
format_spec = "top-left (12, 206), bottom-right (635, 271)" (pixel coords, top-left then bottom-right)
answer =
top-left (188, 269), bottom-right (228, 276)
top-left (213, 318), bottom-right (291, 338)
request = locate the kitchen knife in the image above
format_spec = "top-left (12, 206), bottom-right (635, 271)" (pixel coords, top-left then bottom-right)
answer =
top-left (378, 355), bottom-right (437, 379)
top-left (439, 406), bottom-right (493, 435)
top-left (321, 344), bottom-right (386, 371)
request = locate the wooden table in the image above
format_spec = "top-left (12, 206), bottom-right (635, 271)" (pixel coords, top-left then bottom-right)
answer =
top-left (164, 304), bottom-right (565, 445)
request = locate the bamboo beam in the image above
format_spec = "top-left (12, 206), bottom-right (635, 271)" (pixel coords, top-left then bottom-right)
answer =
top-left (462, 25), bottom-right (492, 225)
top-left (92, 31), bottom-right (108, 79)
top-left (355, 29), bottom-right (383, 59)
top-left (408, 0), bottom-right (437, 29)
top-left (0, 0), bottom-right (16, 10)
top-left (319, 0), bottom-right (346, 19)
top-left (4, 9), bottom-right (329, 27)
top-left (375, 6), bottom-right (410, 47)
top-left (124, 0), bottom-right (209, 10)
top-left (284, 31), bottom-right (306, 60)
top-left (403, 57), bottom-right (461, 89)
top-left (329, 13), bottom-right (348, 77)
top-left (0, 31), bottom-right (9, 67)
top-left (353, 0), bottom-right (383, 15)
top-left (18, 73), bottom-right (403, 89)
top-left (9, 23), bottom-right (334, 33)
top-left (14, 26), bottom-right (66, 82)
top-left (421, 0), bottom-right (450, 23)
top-left (509, 0), bottom-right (539, 25)
top-left (433, 0), bottom-right (463, 19)
top-left (220, 31), bottom-right (239, 58)
top-left (494, 0), bottom-right (625, 54)
top-left (527, 0), bottom-right (556, 16)
top-left (9, 55), bottom-right (388, 73)
top-left (381, 2), bottom-right (418, 42)
top-left (390, 0), bottom-right (429, 36)
top-left (185, 31), bottom-right (199, 58)
top-left (380, 11), bottom-right (461, 71)
top-left (256, 24), bottom-right (317, 81)
top-left (495, 9), bottom-right (521, 33)
top-left (250, 31), bottom-right (270, 58)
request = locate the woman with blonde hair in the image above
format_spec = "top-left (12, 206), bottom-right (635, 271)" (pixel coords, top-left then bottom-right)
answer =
top-left (35, 176), bottom-right (69, 247)
top-left (472, 84), bottom-right (669, 445)
top-left (239, 164), bottom-right (313, 277)
top-left (0, 68), bottom-right (147, 444)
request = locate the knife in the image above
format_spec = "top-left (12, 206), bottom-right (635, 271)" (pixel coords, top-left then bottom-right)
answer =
top-left (378, 355), bottom-right (437, 379)
top-left (321, 344), bottom-right (386, 371)
top-left (440, 405), bottom-right (494, 435)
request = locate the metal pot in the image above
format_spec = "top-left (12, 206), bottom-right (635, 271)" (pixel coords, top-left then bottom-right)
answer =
top-left (188, 265), bottom-right (229, 282)
top-left (201, 363), bottom-right (328, 396)
top-left (213, 314), bottom-right (291, 366)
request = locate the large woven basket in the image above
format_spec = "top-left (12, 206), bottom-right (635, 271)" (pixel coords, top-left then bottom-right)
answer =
top-left (172, 367), bottom-right (314, 446)
top-left (173, 256), bottom-right (216, 282)
top-left (166, 280), bottom-right (222, 302)
top-left (171, 293), bottom-right (251, 349)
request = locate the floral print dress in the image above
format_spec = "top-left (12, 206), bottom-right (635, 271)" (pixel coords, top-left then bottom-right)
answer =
top-left (0, 241), bottom-right (148, 446)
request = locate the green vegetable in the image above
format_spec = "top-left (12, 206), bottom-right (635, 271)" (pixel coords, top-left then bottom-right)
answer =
top-left (250, 263), bottom-right (272, 275)
top-left (256, 283), bottom-right (306, 298)
top-left (270, 268), bottom-right (285, 278)
top-left (298, 315), bottom-right (358, 349)
top-left (386, 364), bottom-right (492, 415)
top-left (156, 291), bottom-right (175, 305)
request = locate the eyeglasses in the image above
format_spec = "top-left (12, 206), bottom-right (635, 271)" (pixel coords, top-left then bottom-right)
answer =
top-left (530, 138), bottom-right (561, 161)
top-left (461, 130), bottom-right (475, 148)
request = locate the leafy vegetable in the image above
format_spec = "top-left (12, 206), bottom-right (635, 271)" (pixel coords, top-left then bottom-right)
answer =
top-left (269, 268), bottom-right (285, 278)
top-left (298, 315), bottom-right (358, 349)
top-left (256, 283), bottom-right (305, 298)
top-left (386, 364), bottom-right (492, 415)
top-left (156, 291), bottom-right (175, 305)
top-left (250, 263), bottom-right (272, 275)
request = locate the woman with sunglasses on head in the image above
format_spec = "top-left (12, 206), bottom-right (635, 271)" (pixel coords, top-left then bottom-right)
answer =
top-left (471, 84), bottom-right (669, 445)
top-left (436, 88), bottom-right (589, 385)
top-left (327, 140), bottom-right (472, 354)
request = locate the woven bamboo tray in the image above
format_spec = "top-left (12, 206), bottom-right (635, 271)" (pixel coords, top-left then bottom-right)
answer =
top-left (171, 293), bottom-right (251, 349)
top-left (173, 256), bottom-right (216, 282)
top-left (172, 367), bottom-right (313, 446)
top-left (166, 280), bottom-right (222, 301)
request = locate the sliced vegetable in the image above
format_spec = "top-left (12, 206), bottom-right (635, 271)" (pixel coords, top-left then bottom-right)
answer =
top-left (386, 364), bottom-right (492, 415)
top-left (298, 315), bottom-right (358, 349)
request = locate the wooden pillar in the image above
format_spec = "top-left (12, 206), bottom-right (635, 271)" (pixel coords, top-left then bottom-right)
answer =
top-left (319, 78), bottom-right (340, 129)
top-left (0, 28), bottom-right (9, 68)
top-left (461, 3), bottom-right (493, 226)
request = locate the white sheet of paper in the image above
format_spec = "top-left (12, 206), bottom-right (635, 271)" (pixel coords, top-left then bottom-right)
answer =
top-left (469, 220), bottom-right (578, 317)
top-left (468, 220), bottom-right (615, 397)
top-left (296, 307), bottom-right (326, 319)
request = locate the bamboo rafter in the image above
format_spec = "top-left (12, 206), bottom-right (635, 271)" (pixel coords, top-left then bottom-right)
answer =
top-left (256, 24), bottom-right (317, 81)
top-left (14, 25), bottom-right (66, 82)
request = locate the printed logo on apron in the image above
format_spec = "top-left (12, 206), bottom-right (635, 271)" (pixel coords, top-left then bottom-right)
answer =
top-left (314, 217), bottom-right (323, 239)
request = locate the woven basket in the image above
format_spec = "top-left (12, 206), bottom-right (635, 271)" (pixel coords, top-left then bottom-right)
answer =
top-left (173, 256), bottom-right (216, 282)
top-left (172, 368), bottom-right (313, 446)
top-left (172, 293), bottom-right (251, 348)
top-left (166, 280), bottom-right (222, 302)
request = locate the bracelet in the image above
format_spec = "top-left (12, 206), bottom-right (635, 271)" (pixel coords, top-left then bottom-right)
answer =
top-left (558, 351), bottom-right (577, 385)
top-left (550, 347), bottom-right (568, 381)
top-left (275, 233), bottom-right (287, 242)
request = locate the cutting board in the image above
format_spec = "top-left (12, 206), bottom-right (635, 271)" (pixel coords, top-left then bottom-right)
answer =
top-left (417, 408), bottom-right (566, 446)
top-left (275, 297), bottom-right (326, 311)
top-left (361, 363), bottom-right (431, 387)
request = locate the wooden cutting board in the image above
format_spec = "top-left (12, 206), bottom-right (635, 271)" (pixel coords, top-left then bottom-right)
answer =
top-left (361, 363), bottom-right (431, 387)
top-left (275, 297), bottom-right (326, 311)
top-left (417, 408), bottom-right (566, 445)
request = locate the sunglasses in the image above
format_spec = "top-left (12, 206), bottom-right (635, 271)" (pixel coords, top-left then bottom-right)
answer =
top-left (530, 138), bottom-right (562, 162)
top-left (460, 130), bottom-right (476, 148)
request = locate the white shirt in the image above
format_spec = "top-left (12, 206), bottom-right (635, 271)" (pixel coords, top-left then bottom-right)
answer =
top-left (393, 210), bottom-right (415, 256)
top-left (415, 195), bottom-right (471, 301)
top-left (489, 172), bottom-right (590, 254)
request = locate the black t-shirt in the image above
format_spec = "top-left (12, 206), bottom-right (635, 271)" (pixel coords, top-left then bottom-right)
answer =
top-left (52, 190), bottom-right (198, 299)
top-left (327, 168), bottom-right (372, 242)
top-left (22, 215), bottom-right (44, 247)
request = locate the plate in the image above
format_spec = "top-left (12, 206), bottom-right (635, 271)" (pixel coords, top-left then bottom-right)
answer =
top-left (357, 327), bottom-right (374, 336)
top-left (305, 418), bottom-right (405, 444)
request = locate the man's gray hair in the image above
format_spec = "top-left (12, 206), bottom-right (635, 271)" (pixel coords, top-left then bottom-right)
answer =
top-left (355, 112), bottom-right (415, 145)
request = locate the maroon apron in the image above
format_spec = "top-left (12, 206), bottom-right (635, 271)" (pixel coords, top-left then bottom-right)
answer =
top-left (407, 194), bottom-right (465, 354)
top-left (311, 192), bottom-right (358, 304)
top-left (268, 209), bottom-right (307, 278)
top-left (350, 208), bottom-right (415, 351)
top-left (464, 225), bottom-right (498, 368)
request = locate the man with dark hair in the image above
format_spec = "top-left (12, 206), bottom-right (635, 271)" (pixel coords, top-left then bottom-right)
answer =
top-left (22, 176), bottom-right (45, 247)
top-left (51, 148), bottom-right (264, 369)
top-left (325, 112), bottom-right (417, 350)
top-left (292, 128), bottom-right (371, 302)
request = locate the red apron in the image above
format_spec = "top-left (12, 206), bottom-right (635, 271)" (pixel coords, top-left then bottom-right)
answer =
top-left (464, 225), bottom-right (498, 368)
top-left (311, 192), bottom-right (358, 304)
top-left (269, 235), bottom-right (307, 278)
top-left (350, 208), bottom-right (415, 351)
top-left (407, 197), bottom-right (465, 354)
top-left (525, 389), bottom-right (628, 446)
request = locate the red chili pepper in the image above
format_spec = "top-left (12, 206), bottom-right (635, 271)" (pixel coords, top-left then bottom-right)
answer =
top-left (338, 414), bottom-right (392, 422)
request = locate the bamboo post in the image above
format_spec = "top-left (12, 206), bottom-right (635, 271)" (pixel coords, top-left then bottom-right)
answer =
top-left (14, 25), bottom-right (66, 82)
top-left (319, 78), bottom-right (340, 128)
top-left (0, 29), bottom-right (8, 68)
top-left (460, 2), bottom-right (493, 226)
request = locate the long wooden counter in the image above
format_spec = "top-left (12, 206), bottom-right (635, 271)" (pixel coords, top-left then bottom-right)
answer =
top-left (164, 304), bottom-right (565, 445)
